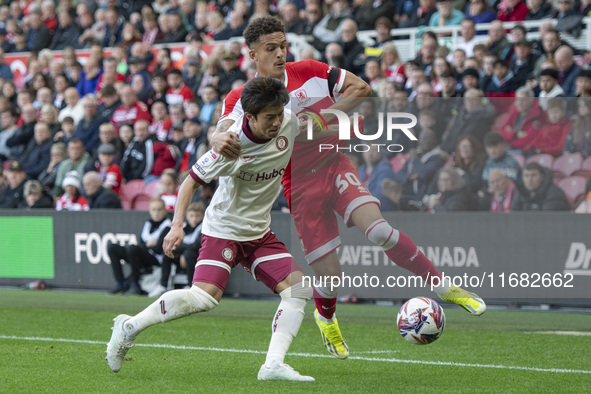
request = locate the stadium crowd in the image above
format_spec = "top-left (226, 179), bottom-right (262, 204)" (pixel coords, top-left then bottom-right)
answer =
top-left (0, 0), bottom-right (590, 214)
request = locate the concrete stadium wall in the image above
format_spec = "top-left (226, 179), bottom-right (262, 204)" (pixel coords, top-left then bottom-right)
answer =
top-left (0, 210), bottom-right (590, 306)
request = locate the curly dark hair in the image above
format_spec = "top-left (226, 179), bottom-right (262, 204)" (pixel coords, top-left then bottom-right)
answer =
top-left (243, 16), bottom-right (285, 48)
top-left (241, 77), bottom-right (289, 117)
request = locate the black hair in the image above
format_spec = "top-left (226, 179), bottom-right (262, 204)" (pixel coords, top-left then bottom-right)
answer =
top-left (243, 16), bottom-right (285, 48)
top-left (240, 77), bottom-right (289, 118)
top-left (484, 132), bottom-right (505, 147)
top-left (524, 161), bottom-right (544, 173)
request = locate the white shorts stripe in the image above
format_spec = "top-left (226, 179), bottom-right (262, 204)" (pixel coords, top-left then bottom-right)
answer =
top-left (305, 236), bottom-right (341, 264)
top-left (344, 195), bottom-right (380, 226)
top-left (196, 259), bottom-right (232, 274)
top-left (251, 253), bottom-right (293, 281)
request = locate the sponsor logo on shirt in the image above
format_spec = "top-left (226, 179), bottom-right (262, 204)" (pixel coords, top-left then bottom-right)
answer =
top-left (237, 170), bottom-right (254, 181)
top-left (194, 164), bottom-right (206, 175)
top-left (236, 168), bottom-right (285, 182)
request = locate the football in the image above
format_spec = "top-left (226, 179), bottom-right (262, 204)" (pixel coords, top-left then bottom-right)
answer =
top-left (397, 297), bottom-right (446, 345)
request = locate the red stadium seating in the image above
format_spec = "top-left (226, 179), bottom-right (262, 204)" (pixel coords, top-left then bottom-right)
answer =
top-left (119, 195), bottom-right (132, 211)
top-left (573, 156), bottom-right (591, 178)
top-left (144, 180), bottom-right (162, 198)
top-left (552, 153), bottom-right (583, 180)
top-left (120, 180), bottom-right (145, 202)
top-left (132, 194), bottom-right (152, 210)
top-left (525, 153), bottom-right (554, 170)
top-left (557, 176), bottom-right (587, 206)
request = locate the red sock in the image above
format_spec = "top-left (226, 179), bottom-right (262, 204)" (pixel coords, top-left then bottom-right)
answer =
top-left (313, 288), bottom-right (337, 320)
top-left (385, 232), bottom-right (441, 285)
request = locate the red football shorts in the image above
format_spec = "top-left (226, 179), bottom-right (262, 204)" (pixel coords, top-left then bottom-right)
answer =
top-left (287, 153), bottom-right (379, 264)
top-left (193, 231), bottom-right (302, 293)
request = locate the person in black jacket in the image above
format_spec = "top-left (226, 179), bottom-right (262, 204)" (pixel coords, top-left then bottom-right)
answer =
top-left (510, 162), bottom-right (571, 211)
top-left (22, 122), bottom-right (53, 180)
top-left (82, 171), bottom-right (122, 209)
top-left (106, 197), bottom-right (172, 295)
top-left (0, 161), bottom-right (27, 208)
top-left (49, 10), bottom-right (80, 50)
top-left (426, 167), bottom-right (473, 212)
top-left (23, 180), bottom-right (54, 209)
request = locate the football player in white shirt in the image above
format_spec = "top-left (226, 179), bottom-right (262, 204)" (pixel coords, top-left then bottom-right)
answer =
top-left (106, 77), bottom-right (317, 381)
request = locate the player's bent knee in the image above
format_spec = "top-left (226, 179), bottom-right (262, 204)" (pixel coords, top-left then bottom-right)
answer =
top-left (280, 280), bottom-right (313, 302)
top-left (158, 286), bottom-right (219, 323)
top-left (365, 219), bottom-right (399, 250)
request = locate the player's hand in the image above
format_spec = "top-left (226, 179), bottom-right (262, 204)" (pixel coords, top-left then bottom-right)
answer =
top-left (163, 226), bottom-right (184, 258)
top-left (212, 131), bottom-right (241, 159)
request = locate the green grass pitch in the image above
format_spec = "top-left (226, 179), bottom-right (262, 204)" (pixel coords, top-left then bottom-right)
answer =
top-left (1, 290), bottom-right (590, 393)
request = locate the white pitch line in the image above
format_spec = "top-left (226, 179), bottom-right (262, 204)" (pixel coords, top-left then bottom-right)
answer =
top-left (524, 331), bottom-right (591, 336)
top-left (1, 335), bottom-right (590, 375)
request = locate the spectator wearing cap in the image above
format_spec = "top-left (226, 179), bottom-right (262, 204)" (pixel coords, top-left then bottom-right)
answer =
top-left (82, 171), bottom-right (122, 209)
top-left (177, 116), bottom-right (205, 174)
top-left (125, 55), bottom-right (152, 94)
top-left (93, 142), bottom-right (123, 195)
top-left (21, 121), bottom-right (53, 180)
top-left (498, 86), bottom-right (545, 149)
top-left (120, 119), bottom-right (179, 183)
top-left (429, 0), bottom-right (464, 28)
top-left (56, 170), bottom-right (89, 210)
top-left (510, 39), bottom-right (537, 86)
top-left (523, 97), bottom-right (572, 156)
top-left (73, 94), bottom-right (104, 153)
top-left (53, 138), bottom-right (91, 198)
top-left (554, 45), bottom-right (581, 97)
top-left (110, 85), bottom-right (152, 132)
top-left (165, 68), bottom-right (195, 107)
top-left (0, 161), bottom-right (27, 208)
top-left (23, 179), bottom-right (54, 209)
top-left (497, 0), bottom-right (528, 21)
top-left (183, 56), bottom-right (204, 92)
top-left (218, 51), bottom-right (246, 95)
top-left (485, 59), bottom-right (520, 99)
top-left (539, 68), bottom-right (565, 111)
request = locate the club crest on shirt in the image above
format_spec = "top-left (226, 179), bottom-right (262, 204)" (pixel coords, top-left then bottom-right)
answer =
top-left (222, 248), bottom-right (233, 261)
top-left (275, 136), bottom-right (288, 151)
top-left (237, 170), bottom-right (254, 181)
top-left (293, 89), bottom-right (310, 105)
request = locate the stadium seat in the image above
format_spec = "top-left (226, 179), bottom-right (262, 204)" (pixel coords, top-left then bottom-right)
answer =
top-left (509, 152), bottom-right (525, 168)
top-left (552, 153), bottom-right (583, 180)
top-left (132, 194), bottom-right (152, 210)
top-left (391, 154), bottom-right (408, 173)
top-left (572, 156), bottom-right (591, 178)
top-left (525, 153), bottom-right (554, 170)
top-left (119, 195), bottom-right (132, 211)
top-left (120, 180), bottom-right (145, 202)
top-left (557, 176), bottom-right (587, 207)
top-left (144, 180), bottom-right (162, 197)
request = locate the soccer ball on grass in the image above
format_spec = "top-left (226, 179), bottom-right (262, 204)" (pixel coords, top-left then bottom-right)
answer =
top-left (397, 297), bottom-right (445, 345)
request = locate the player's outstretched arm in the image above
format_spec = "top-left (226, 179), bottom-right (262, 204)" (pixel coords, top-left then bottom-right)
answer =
top-left (211, 119), bottom-right (240, 159)
top-left (164, 176), bottom-right (200, 258)
top-left (321, 70), bottom-right (372, 125)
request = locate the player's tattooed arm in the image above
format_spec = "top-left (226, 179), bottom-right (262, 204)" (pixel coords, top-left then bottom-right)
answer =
top-left (211, 119), bottom-right (241, 160)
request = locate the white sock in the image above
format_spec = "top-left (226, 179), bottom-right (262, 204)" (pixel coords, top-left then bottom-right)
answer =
top-left (264, 282), bottom-right (311, 367)
top-left (432, 276), bottom-right (452, 296)
top-left (124, 286), bottom-right (218, 338)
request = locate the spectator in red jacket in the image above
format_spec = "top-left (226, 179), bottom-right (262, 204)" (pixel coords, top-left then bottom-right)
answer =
top-left (497, 0), bottom-right (529, 21)
top-left (498, 86), bottom-right (545, 149)
top-left (165, 68), bottom-right (195, 107)
top-left (95, 143), bottom-right (123, 195)
top-left (524, 98), bottom-right (572, 156)
top-left (110, 85), bottom-right (152, 132)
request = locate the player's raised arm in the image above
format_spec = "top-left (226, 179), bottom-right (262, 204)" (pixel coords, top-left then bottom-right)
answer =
top-left (324, 70), bottom-right (372, 123)
top-left (163, 175), bottom-right (199, 257)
